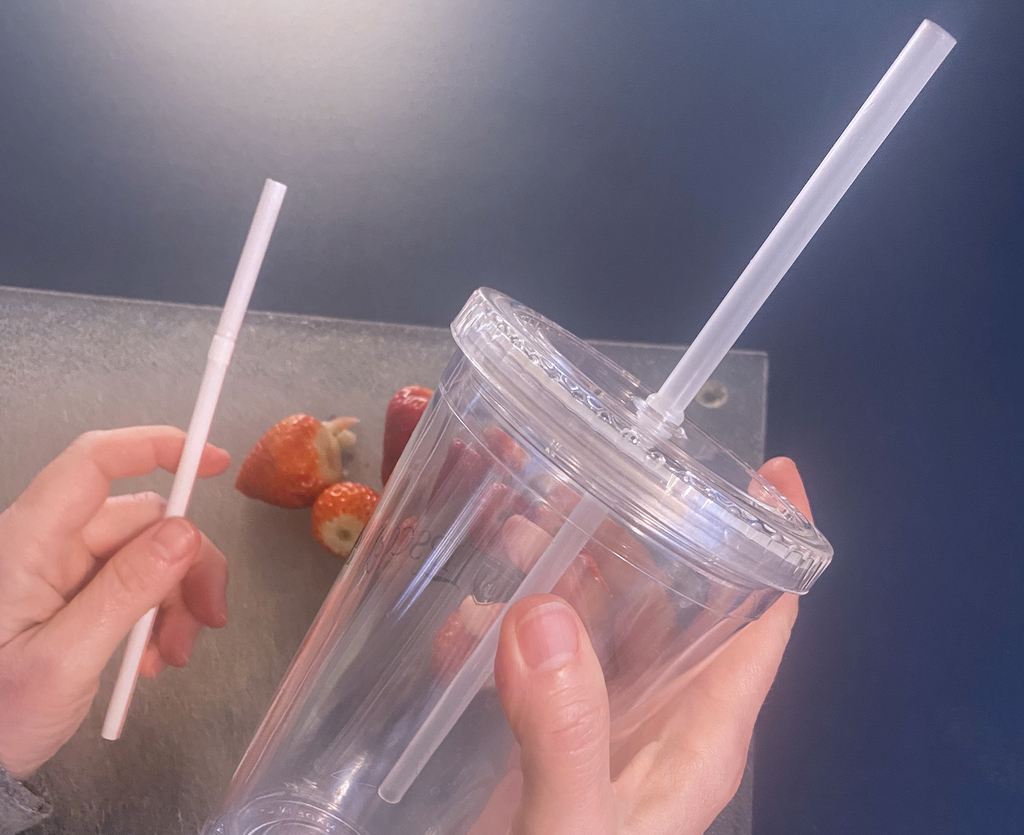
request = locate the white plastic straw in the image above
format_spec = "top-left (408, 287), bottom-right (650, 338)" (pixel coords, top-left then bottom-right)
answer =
top-left (102, 178), bottom-right (287, 741)
top-left (379, 20), bottom-right (954, 803)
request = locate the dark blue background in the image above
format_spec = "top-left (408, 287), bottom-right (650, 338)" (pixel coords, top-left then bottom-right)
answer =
top-left (1, 1), bottom-right (1020, 832)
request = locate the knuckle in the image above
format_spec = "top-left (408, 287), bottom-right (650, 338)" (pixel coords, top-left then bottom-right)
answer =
top-left (132, 491), bottom-right (168, 512)
top-left (71, 429), bottom-right (105, 454)
top-left (540, 689), bottom-right (608, 756)
top-left (70, 430), bottom-right (113, 478)
top-left (108, 551), bottom-right (155, 600)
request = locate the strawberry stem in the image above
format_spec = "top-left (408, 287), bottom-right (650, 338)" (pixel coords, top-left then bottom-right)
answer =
top-left (324, 416), bottom-right (359, 449)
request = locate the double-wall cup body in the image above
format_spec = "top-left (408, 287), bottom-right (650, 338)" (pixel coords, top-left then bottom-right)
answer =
top-left (205, 289), bottom-right (832, 835)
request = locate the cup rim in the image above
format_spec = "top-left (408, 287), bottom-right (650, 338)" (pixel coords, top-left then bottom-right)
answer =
top-left (450, 288), bottom-right (833, 594)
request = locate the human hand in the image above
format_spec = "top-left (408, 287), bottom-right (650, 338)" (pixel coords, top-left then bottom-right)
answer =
top-left (0, 426), bottom-right (231, 780)
top-left (489, 457), bottom-right (812, 835)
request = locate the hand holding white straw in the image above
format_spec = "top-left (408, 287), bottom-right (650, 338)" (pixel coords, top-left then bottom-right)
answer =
top-left (378, 20), bottom-right (955, 804)
top-left (102, 178), bottom-right (287, 741)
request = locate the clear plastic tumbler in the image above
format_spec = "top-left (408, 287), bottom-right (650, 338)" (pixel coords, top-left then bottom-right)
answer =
top-left (204, 288), bottom-right (833, 835)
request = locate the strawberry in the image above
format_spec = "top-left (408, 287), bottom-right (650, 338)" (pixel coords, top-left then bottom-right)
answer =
top-left (431, 595), bottom-right (502, 683)
top-left (548, 482), bottom-right (582, 516)
top-left (429, 438), bottom-right (489, 505)
top-left (528, 482), bottom-right (582, 536)
top-left (312, 481), bottom-right (380, 558)
top-left (468, 482), bottom-right (530, 550)
top-left (381, 385), bottom-right (434, 485)
top-left (528, 503), bottom-right (562, 537)
top-left (236, 415), bottom-right (359, 508)
top-left (481, 426), bottom-right (530, 471)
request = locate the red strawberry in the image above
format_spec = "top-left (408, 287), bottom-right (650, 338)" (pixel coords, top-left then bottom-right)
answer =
top-left (528, 503), bottom-right (562, 537)
top-left (434, 437), bottom-right (470, 493)
top-left (481, 426), bottom-right (530, 471)
top-left (527, 482), bottom-right (582, 536)
top-left (431, 595), bottom-right (501, 683)
top-left (468, 482), bottom-right (530, 550)
top-left (548, 482), bottom-right (582, 515)
top-left (312, 481), bottom-right (380, 558)
top-left (236, 415), bottom-right (358, 508)
top-left (429, 438), bottom-right (489, 505)
top-left (381, 385), bottom-right (433, 485)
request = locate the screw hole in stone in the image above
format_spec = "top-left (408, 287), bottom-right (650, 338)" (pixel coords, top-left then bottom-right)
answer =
top-left (695, 379), bottom-right (728, 409)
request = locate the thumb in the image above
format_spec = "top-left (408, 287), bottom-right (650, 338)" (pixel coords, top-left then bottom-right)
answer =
top-left (495, 594), bottom-right (616, 835)
top-left (41, 517), bottom-right (202, 679)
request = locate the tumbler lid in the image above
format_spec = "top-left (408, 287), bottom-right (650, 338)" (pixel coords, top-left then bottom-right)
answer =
top-left (452, 288), bottom-right (833, 594)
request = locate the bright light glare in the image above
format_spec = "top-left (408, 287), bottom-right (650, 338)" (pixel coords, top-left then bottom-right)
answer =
top-left (43, 0), bottom-right (503, 179)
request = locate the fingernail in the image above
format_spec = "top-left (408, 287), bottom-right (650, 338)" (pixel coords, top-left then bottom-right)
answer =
top-left (217, 586), bottom-right (230, 628)
top-left (171, 647), bottom-right (192, 667)
top-left (152, 518), bottom-right (199, 562)
top-left (516, 600), bottom-right (579, 671)
top-left (143, 659), bottom-right (167, 679)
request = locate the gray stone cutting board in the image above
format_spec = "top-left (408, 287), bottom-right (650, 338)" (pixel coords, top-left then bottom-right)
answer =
top-left (0, 286), bottom-right (766, 835)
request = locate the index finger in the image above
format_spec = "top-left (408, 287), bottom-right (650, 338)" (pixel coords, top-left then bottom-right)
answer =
top-left (758, 456), bottom-right (813, 521)
top-left (12, 426), bottom-right (230, 539)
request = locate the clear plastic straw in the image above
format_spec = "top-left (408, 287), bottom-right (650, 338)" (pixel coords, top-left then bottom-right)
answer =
top-left (378, 493), bottom-right (608, 803)
top-left (648, 19), bottom-right (956, 423)
top-left (378, 20), bottom-right (955, 804)
top-left (102, 178), bottom-right (288, 741)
